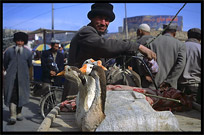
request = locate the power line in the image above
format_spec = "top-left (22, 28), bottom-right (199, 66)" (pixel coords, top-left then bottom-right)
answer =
top-left (5, 4), bottom-right (85, 30)
top-left (8, 10), bottom-right (52, 29)
top-left (54, 3), bottom-right (85, 10)
top-left (3, 4), bottom-right (22, 14)
top-left (4, 4), bottom-right (36, 19)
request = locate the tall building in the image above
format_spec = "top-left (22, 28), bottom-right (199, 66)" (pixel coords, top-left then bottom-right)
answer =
top-left (123, 15), bottom-right (183, 32)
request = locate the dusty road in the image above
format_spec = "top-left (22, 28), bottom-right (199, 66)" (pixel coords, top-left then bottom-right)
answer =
top-left (2, 94), bottom-right (43, 132)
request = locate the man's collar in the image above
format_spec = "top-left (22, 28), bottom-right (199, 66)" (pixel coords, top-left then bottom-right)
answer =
top-left (163, 33), bottom-right (174, 37)
top-left (186, 38), bottom-right (200, 44)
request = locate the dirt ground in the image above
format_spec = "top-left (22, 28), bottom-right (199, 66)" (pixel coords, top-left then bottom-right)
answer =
top-left (173, 109), bottom-right (201, 132)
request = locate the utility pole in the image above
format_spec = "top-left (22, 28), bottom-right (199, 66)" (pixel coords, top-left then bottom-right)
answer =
top-left (43, 29), bottom-right (46, 50)
top-left (52, 3), bottom-right (54, 39)
top-left (124, 3), bottom-right (129, 40)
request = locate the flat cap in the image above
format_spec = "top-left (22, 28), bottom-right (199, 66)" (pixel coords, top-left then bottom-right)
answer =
top-left (163, 24), bottom-right (178, 30)
top-left (138, 23), bottom-right (150, 32)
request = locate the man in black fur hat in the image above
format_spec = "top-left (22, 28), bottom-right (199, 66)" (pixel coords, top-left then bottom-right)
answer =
top-left (63, 3), bottom-right (157, 99)
top-left (3, 32), bottom-right (32, 125)
top-left (68, 3), bottom-right (156, 68)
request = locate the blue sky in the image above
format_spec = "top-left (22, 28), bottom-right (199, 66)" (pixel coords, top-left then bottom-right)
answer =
top-left (3, 3), bottom-right (201, 33)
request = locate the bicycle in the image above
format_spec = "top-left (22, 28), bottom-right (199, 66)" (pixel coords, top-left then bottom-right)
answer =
top-left (39, 84), bottom-right (64, 118)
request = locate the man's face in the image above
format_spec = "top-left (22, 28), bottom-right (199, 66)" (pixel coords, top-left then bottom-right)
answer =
top-left (137, 29), bottom-right (143, 37)
top-left (16, 40), bottom-right (24, 47)
top-left (52, 43), bottom-right (59, 52)
top-left (91, 15), bottom-right (110, 34)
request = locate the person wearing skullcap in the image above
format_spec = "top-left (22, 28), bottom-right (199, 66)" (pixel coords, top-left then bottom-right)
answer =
top-left (136, 23), bottom-right (154, 46)
top-left (146, 24), bottom-right (186, 91)
top-left (3, 32), bottom-right (32, 125)
top-left (40, 38), bottom-right (65, 94)
top-left (178, 28), bottom-right (201, 104)
top-left (129, 23), bottom-right (156, 87)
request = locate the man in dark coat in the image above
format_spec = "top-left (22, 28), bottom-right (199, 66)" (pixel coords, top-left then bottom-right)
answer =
top-left (148, 24), bottom-right (186, 90)
top-left (68, 3), bottom-right (156, 68)
top-left (65, 3), bottom-right (156, 99)
top-left (41, 39), bottom-right (65, 88)
top-left (3, 32), bottom-right (32, 125)
top-left (178, 28), bottom-right (201, 104)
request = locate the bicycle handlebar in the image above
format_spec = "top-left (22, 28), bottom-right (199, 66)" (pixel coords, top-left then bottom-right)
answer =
top-left (131, 56), bottom-right (158, 90)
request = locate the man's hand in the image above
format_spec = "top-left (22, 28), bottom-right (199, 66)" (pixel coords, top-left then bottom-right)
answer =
top-left (145, 76), bottom-right (153, 82)
top-left (159, 82), bottom-right (171, 92)
top-left (50, 70), bottom-right (56, 76)
top-left (139, 45), bottom-right (156, 60)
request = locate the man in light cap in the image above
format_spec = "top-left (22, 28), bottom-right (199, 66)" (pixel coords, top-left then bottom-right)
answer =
top-left (134, 24), bottom-right (156, 87)
top-left (40, 38), bottom-right (64, 95)
top-left (3, 32), bottom-right (32, 124)
top-left (147, 24), bottom-right (186, 91)
top-left (178, 28), bottom-right (201, 104)
top-left (136, 23), bottom-right (153, 46)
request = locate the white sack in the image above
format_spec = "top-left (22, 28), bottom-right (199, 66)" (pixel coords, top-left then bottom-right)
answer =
top-left (96, 91), bottom-right (180, 131)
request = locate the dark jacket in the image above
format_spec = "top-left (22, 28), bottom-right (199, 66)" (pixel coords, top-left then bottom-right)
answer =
top-left (136, 35), bottom-right (154, 46)
top-left (134, 35), bottom-right (154, 87)
top-left (41, 49), bottom-right (64, 85)
top-left (68, 24), bottom-right (140, 68)
top-left (3, 46), bottom-right (32, 107)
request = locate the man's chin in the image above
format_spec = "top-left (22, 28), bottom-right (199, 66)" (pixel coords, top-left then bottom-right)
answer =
top-left (98, 29), bottom-right (108, 35)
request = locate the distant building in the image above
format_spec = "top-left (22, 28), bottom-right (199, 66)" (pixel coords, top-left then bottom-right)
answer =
top-left (123, 15), bottom-right (183, 32)
top-left (118, 26), bottom-right (123, 33)
top-left (28, 32), bottom-right (75, 45)
top-left (45, 33), bottom-right (75, 44)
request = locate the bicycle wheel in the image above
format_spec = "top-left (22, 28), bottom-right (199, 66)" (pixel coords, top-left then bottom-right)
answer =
top-left (40, 89), bottom-right (63, 118)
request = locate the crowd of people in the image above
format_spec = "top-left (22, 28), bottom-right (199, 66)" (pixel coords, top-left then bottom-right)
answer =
top-left (3, 3), bottom-right (201, 125)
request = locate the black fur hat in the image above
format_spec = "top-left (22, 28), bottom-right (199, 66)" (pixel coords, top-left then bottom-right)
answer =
top-left (87, 3), bottom-right (115, 22)
top-left (13, 32), bottom-right (28, 44)
top-left (187, 28), bottom-right (201, 40)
